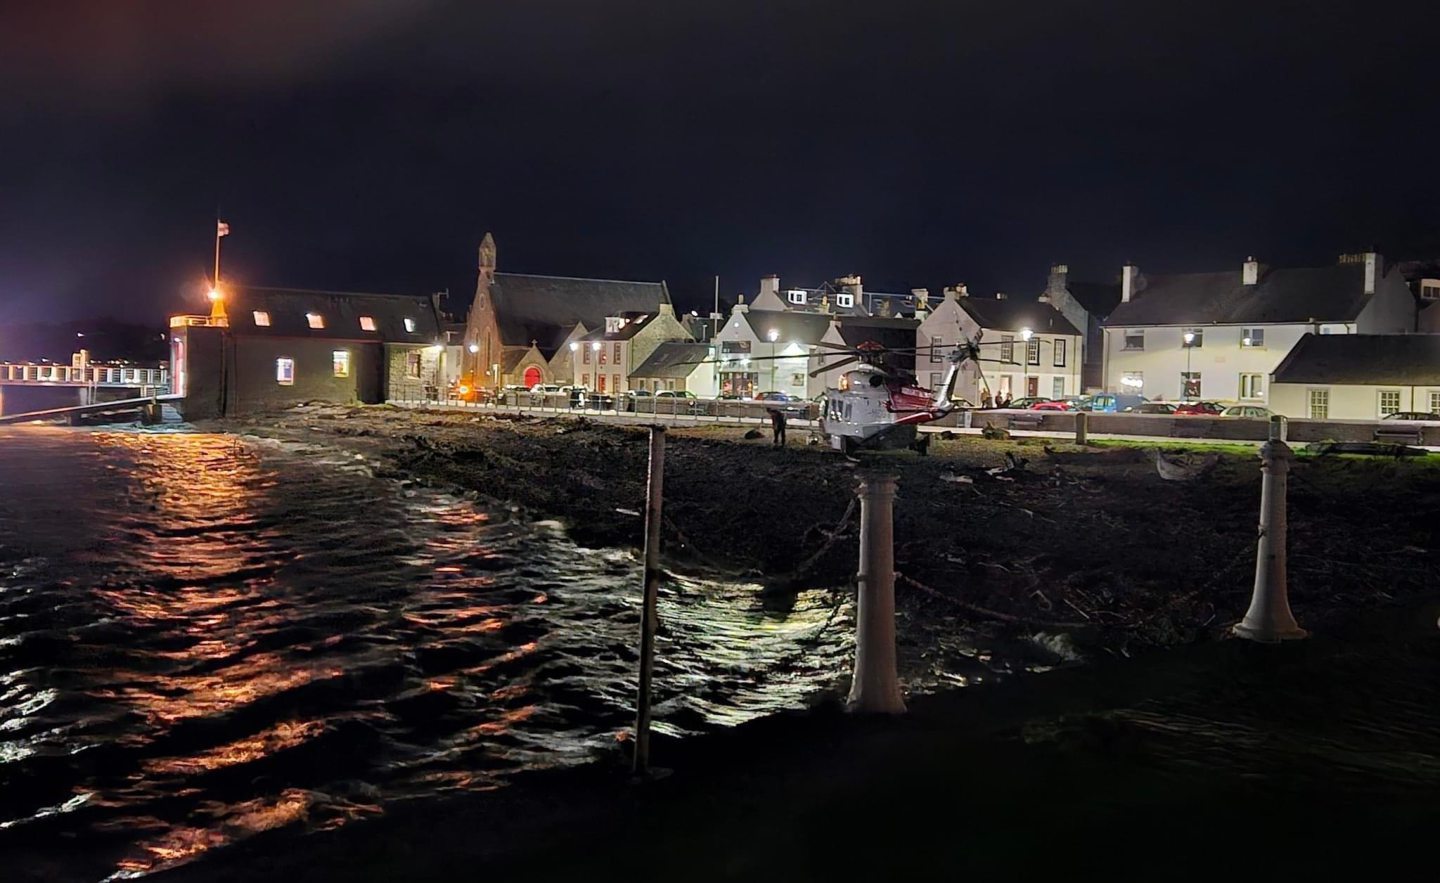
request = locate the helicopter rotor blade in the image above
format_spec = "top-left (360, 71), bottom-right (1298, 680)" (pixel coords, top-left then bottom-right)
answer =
top-left (809, 356), bottom-right (858, 377)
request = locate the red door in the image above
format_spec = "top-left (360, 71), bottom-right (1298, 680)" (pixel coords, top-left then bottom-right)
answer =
top-left (523, 366), bottom-right (542, 388)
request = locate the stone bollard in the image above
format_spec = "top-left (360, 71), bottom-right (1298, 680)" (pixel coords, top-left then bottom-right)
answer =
top-left (848, 472), bottom-right (906, 714)
top-left (1233, 420), bottom-right (1307, 642)
top-left (1074, 411), bottom-right (1088, 446)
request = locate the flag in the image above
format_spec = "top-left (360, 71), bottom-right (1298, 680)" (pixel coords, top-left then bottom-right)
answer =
top-left (217, 220), bottom-right (231, 237)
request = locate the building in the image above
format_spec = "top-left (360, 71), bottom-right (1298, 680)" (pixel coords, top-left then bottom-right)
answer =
top-left (629, 341), bottom-right (716, 396)
top-left (748, 274), bottom-right (869, 316)
top-left (170, 286), bottom-right (443, 418)
top-left (460, 233), bottom-right (676, 389)
top-left (1038, 264), bottom-right (1122, 391)
top-left (916, 286), bottom-right (1082, 404)
top-left (1269, 333), bottom-right (1440, 419)
top-left (711, 305), bottom-right (838, 399)
top-left (1101, 253), bottom-right (1416, 404)
top-left (567, 308), bottom-right (693, 394)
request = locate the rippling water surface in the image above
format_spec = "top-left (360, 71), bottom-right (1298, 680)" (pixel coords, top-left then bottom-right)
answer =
top-left (0, 426), bottom-right (864, 879)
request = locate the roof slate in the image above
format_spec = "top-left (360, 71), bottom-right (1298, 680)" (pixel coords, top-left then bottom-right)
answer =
top-left (1105, 264), bottom-right (1376, 327)
top-left (577, 312), bottom-right (660, 342)
top-left (1271, 333), bottom-right (1440, 385)
top-left (226, 287), bottom-right (441, 343)
top-left (741, 309), bottom-right (836, 345)
top-left (956, 298), bottom-right (1082, 337)
top-left (630, 341), bottom-right (712, 378)
top-left (489, 273), bottom-right (669, 354)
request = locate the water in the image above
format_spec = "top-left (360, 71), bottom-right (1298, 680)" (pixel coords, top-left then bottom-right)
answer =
top-left (0, 426), bottom-right (866, 879)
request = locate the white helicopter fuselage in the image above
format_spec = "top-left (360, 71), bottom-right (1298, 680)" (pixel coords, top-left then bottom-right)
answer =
top-left (816, 346), bottom-right (968, 453)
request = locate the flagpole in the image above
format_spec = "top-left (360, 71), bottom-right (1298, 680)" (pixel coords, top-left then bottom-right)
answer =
top-left (213, 220), bottom-right (222, 289)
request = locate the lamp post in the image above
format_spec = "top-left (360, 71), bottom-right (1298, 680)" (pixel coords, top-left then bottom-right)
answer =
top-left (1183, 331), bottom-right (1195, 400)
top-left (1020, 327), bottom-right (1033, 399)
top-left (767, 328), bottom-right (779, 394)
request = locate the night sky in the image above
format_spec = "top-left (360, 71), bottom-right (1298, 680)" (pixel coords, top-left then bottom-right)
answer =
top-left (3, 0), bottom-right (1438, 326)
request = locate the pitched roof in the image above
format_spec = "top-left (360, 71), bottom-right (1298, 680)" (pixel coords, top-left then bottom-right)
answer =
top-left (741, 309), bottom-right (836, 345)
top-left (1271, 333), bottom-right (1440, 385)
top-left (489, 273), bottom-right (669, 354)
top-left (578, 311), bottom-right (661, 341)
top-left (224, 287), bottom-right (441, 342)
top-left (767, 281), bottom-right (869, 316)
top-left (1105, 264), bottom-right (1377, 327)
top-left (1065, 281), bottom-right (1123, 317)
top-left (630, 341), bottom-right (711, 378)
top-left (956, 297), bottom-right (1081, 336)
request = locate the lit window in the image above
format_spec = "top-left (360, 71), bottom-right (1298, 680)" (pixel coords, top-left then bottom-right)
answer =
top-left (1378, 390), bottom-right (1401, 417)
top-left (1308, 388), bottom-right (1329, 419)
top-left (276, 357), bottom-right (294, 385)
top-left (1053, 339), bottom-right (1066, 367)
top-left (787, 289), bottom-right (808, 305)
top-left (930, 336), bottom-right (943, 364)
top-left (1422, 283), bottom-right (1440, 301)
top-left (1123, 330), bottom-right (1144, 350)
top-left (360, 316), bottom-right (378, 332)
top-left (406, 352), bottom-right (422, 378)
top-left (1429, 391), bottom-right (1440, 415)
top-left (1181, 372), bottom-right (1201, 399)
top-left (836, 292), bottom-right (854, 308)
top-left (253, 311), bottom-right (271, 327)
top-left (1026, 339), bottom-right (1040, 365)
top-left (1241, 328), bottom-right (1265, 347)
top-left (1240, 373), bottom-right (1264, 400)
top-left (1121, 371), bottom-right (1144, 391)
top-left (333, 350), bottom-right (350, 377)
top-left (404, 317), bottom-right (417, 333)
top-left (306, 313), bottom-right (324, 329)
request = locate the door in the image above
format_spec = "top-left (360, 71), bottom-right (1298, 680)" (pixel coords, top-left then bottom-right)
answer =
top-left (523, 366), bottom-right (542, 388)
top-left (1026, 376), bottom-right (1039, 397)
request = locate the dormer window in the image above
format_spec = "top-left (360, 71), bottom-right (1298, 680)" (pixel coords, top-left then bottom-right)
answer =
top-left (1421, 280), bottom-right (1440, 301)
top-left (787, 289), bottom-right (808, 305)
top-left (252, 311), bottom-right (271, 327)
top-left (359, 316), bottom-right (378, 332)
top-left (605, 316), bottom-right (624, 333)
top-left (306, 313), bottom-right (324, 329)
top-left (835, 293), bottom-right (854, 308)
top-left (403, 317), bottom-right (417, 333)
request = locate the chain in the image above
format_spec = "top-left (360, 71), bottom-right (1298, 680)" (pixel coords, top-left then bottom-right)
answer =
top-left (896, 571), bottom-right (1088, 629)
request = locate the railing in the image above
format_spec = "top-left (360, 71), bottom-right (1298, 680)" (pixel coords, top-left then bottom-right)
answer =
top-left (391, 388), bottom-right (820, 423)
top-left (169, 315), bottom-right (228, 328)
top-left (0, 363), bottom-right (170, 387)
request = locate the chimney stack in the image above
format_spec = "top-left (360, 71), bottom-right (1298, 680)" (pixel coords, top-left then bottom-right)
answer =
top-left (732, 293), bottom-right (748, 314)
top-left (911, 288), bottom-right (930, 314)
top-left (1243, 256), bottom-right (1260, 286)
top-left (758, 274), bottom-right (780, 301)
top-left (1121, 263), bottom-right (1140, 302)
top-left (1364, 252), bottom-right (1379, 295)
top-left (1044, 264), bottom-right (1069, 302)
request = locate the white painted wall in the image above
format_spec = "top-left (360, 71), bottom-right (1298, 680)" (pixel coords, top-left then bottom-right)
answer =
top-left (1355, 268), bottom-right (1419, 333)
top-left (1103, 323), bottom-right (1353, 403)
top-left (918, 296), bottom-right (1081, 402)
top-left (1270, 383), bottom-right (1440, 419)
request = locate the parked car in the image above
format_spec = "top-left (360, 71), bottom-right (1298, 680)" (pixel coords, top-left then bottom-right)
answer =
top-left (529, 383), bottom-right (564, 394)
top-left (585, 392), bottom-right (616, 410)
top-left (655, 390), bottom-right (696, 399)
top-left (1005, 396), bottom-right (1052, 409)
top-left (754, 391), bottom-right (799, 402)
top-left (1381, 411), bottom-right (1440, 421)
top-left (1088, 393), bottom-right (1145, 413)
top-left (1127, 402), bottom-right (1177, 415)
top-left (1030, 399), bottom-right (1072, 411)
top-left (1222, 405), bottom-right (1273, 419)
top-left (625, 388), bottom-right (653, 397)
top-left (1173, 401), bottom-right (1225, 416)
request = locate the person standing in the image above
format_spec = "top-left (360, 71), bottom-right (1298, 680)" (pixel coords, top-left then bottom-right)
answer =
top-left (769, 408), bottom-right (787, 447)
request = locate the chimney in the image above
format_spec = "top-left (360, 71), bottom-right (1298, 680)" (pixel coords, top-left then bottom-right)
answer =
top-left (1121, 263), bottom-right (1139, 302)
top-left (758, 274), bottom-right (780, 301)
top-left (911, 288), bottom-right (930, 314)
top-left (732, 293), bottom-right (748, 314)
top-left (1364, 251), bottom-right (1379, 295)
top-left (1242, 256), bottom-right (1260, 286)
top-left (1043, 264), bottom-right (1069, 302)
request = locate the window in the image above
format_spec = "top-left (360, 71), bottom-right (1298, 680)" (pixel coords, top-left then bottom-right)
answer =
top-left (275, 357), bottom-right (294, 385)
top-left (1241, 328), bottom-right (1264, 348)
top-left (1121, 371), bottom-right (1144, 392)
top-left (583, 345), bottom-right (591, 364)
top-left (403, 317), bottom-right (417, 333)
top-left (306, 312), bottom-right (324, 329)
top-left (1378, 390), bottom-right (1402, 417)
top-left (597, 374), bottom-right (607, 393)
top-left (930, 372), bottom-right (941, 389)
top-left (252, 311), bottom-right (271, 327)
top-left (836, 292), bottom-right (854, 308)
top-left (787, 289), bottom-right (808, 305)
top-left (612, 374), bottom-right (620, 392)
top-left (1308, 388), bottom-right (1329, 419)
top-left (333, 350), bottom-right (350, 377)
top-left (1000, 335), bottom-right (1015, 363)
top-left (1053, 339), bottom-right (1066, 367)
top-left (1181, 372), bottom-right (1201, 399)
top-left (1429, 391), bottom-right (1440, 414)
top-left (1182, 328), bottom-right (1203, 348)
top-left (582, 373), bottom-right (589, 387)
top-left (1026, 339), bottom-right (1040, 365)
top-left (1422, 283), bottom-right (1440, 301)
top-left (1239, 373), bottom-right (1264, 400)
top-left (998, 375), bottom-right (1013, 396)
top-left (1052, 377), bottom-right (1065, 398)
top-left (359, 316), bottom-right (378, 332)
top-left (1123, 329), bottom-right (1144, 350)
top-left (930, 336), bottom-right (943, 364)
top-left (406, 352), bottom-right (422, 379)
top-left (613, 342), bottom-right (621, 362)
top-left (791, 372), bottom-right (806, 386)
top-left (598, 349), bottom-right (607, 365)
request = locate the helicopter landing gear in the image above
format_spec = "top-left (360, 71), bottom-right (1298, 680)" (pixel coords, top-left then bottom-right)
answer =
top-left (910, 434), bottom-right (931, 457)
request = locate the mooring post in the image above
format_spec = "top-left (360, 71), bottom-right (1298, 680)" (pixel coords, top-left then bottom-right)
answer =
top-left (633, 425), bottom-right (667, 773)
top-left (1074, 411), bottom-right (1088, 445)
top-left (1233, 417), bottom-right (1307, 642)
top-left (848, 472), bottom-right (906, 714)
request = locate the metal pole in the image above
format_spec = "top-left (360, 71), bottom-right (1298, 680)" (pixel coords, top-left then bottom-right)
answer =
top-left (633, 425), bottom-right (667, 773)
top-left (1233, 418), bottom-right (1307, 642)
top-left (213, 222), bottom-right (222, 288)
top-left (848, 472), bottom-right (905, 714)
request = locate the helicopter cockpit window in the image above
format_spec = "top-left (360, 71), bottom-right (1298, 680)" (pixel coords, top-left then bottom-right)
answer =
top-left (869, 375), bottom-right (884, 387)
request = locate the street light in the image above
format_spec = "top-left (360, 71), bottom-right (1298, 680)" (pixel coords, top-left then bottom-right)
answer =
top-left (767, 328), bottom-right (779, 394)
top-left (1183, 331), bottom-right (1196, 400)
top-left (1020, 327), bottom-right (1033, 399)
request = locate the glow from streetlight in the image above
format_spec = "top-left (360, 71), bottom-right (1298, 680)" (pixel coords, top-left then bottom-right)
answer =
top-left (207, 288), bottom-right (222, 302)
top-left (767, 328), bottom-right (779, 342)
top-left (468, 343), bottom-right (480, 354)
top-left (568, 342), bottom-right (578, 352)
top-left (1020, 327), bottom-right (1033, 341)
top-left (1183, 331), bottom-right (1196, 345)
top-left (591, 342), bottom-right (602, 351)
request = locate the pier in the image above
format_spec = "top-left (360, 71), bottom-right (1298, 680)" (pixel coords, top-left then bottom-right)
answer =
top-left (0, 359), bottom-right (170, 419)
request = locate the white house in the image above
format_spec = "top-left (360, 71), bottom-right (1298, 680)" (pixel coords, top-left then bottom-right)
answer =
top-left (1269, 333), bottom-right (1440, 419)
top-left (916, 287), bottom-right (1083, 404)
top-left (1102, 253), bottom-right (1416, 404)
top-left (711, 305), bottom-right (836, 399)
top-left (629, 341), bottom-right (717, 397)
top-left (566, 307), bottom-right (692, 394)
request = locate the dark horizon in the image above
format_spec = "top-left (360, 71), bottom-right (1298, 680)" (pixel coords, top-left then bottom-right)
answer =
top-left (3, 1), bottom-right (1439, 325)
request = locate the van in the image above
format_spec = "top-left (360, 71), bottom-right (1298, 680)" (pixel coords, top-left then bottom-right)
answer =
top-left (1088, 393), bottom-right (1145, 413)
